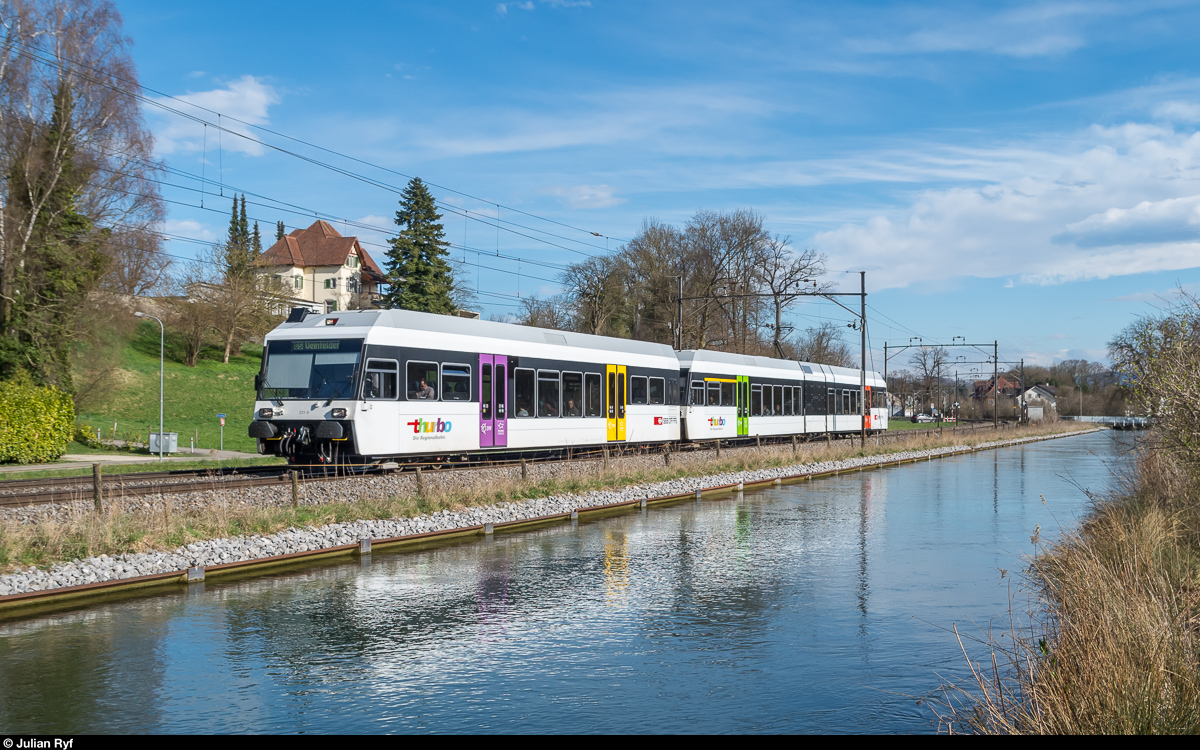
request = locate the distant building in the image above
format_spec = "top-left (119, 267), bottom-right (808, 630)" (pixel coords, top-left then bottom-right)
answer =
top-left (972, 374), bottom-right (1022, 399)
top-left (256, 220), bottom-right (386, 313)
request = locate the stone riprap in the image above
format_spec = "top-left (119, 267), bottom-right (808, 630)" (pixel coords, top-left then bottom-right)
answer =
top-left (0, 429), bottom-right (1095, 597)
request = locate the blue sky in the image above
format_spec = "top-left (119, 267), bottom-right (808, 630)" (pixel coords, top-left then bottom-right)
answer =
top-left (117, 0), bottom-right (1200, 375)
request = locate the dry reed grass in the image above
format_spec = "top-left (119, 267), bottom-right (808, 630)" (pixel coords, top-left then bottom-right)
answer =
top-left (0, 422), bottom-right (1088, 574)
top-left (937, 437), bottom-right (1200, 734)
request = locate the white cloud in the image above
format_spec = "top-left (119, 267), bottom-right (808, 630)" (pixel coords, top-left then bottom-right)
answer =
top-left (163, 219), bottom-right (215, 242)
top-left (846, 2), bottom-right (1126, 59)
top-left (354, 214), bottom-right (394, 235)
top-left (1153, 100), bottom-right (1200, 123)
top-left (811, 124), bottom-right (1200, 290)
top-left (1056, 195), bottom-right (1200, 247)
top-left (412, 85), bottom-right (776, 158)
top-left (150, 76), bottom-right (281, 157)
top-left (546, 184), bottom-right (625, 209)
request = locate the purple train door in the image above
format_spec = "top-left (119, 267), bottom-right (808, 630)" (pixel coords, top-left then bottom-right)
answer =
top-left (479, 354), bottom-right (509, 448)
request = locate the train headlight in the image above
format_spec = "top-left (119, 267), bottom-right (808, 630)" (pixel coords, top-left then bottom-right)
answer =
top-left (258, 407), bottom-right (274, 418)
top-left (330, 407), bottom-right (347, 419)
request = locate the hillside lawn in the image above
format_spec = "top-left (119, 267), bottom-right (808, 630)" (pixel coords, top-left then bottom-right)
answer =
top-left (77, 321), bottom-right (264, 455)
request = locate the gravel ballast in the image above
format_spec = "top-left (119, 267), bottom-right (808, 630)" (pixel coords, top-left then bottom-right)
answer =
top-left (0, 430), bottom-right (1094, 598)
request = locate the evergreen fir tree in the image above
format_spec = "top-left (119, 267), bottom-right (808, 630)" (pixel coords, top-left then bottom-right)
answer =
top-left (222, 194), bottom-right (255, 283)
top-left (276, 221), bottom-right (285, 241)
top-left (382, 177), bottom-right (456, 313)
top-left (238, 194), bottom-right (249, 246)
top-left (252, 222), bottom-right (262, 256)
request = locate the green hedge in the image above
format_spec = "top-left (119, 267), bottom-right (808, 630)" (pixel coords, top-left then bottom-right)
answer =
top-left (0, 381), bottom-right (74, 463)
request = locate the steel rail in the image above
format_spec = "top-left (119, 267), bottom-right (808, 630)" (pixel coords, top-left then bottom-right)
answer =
top-left (0, 421), bottom-right (1005, 509)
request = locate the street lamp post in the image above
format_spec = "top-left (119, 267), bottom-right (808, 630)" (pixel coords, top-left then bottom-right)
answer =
top-left (135, 312), bottom-right (164, 462)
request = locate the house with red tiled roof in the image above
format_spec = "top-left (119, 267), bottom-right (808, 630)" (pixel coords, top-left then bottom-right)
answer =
top-left (256, 220), bottom-right (386, 312)
top-left (972, 374), bottom-right (1021, 399)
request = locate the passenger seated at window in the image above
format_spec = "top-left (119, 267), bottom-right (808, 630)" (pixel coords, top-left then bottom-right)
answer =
top-left (565, 398), bottom-right (580, 417)
top-left (516, 399), bottom-right (532, 417)
top-left (415, 378), bottom-right (436, 399)
top-left (539, 397), bottom-right (558, 417)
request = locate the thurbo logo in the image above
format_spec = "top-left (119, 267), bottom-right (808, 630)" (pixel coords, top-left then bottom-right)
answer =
top-left (407, 418), bottom-right (452, 434)
top-left (708, 417), bottom-right (726, 427)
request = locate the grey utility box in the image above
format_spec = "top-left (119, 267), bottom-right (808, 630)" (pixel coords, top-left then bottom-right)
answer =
top-left (149, 432), bottom-right (178, 454)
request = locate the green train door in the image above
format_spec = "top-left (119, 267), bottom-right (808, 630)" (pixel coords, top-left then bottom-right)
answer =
top-left (737, 375), bottom-right (749, 436)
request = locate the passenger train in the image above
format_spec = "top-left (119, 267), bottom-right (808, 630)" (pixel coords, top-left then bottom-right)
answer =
top-left (248, 307), bottom-right (888, 464)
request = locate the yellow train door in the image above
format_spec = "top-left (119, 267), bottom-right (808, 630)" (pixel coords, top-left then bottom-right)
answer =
top-left (605, 364), bottom-right (626, 442)
top-left (616, 364), bottom-right (627, 441)
top-left (606, 364), bottom-right (617, 441)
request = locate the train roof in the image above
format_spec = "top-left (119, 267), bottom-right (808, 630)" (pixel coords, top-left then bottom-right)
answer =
top-left (271, 308), bottom-right (678, 360)
top-left (679, 348), bottom-right (882, 384)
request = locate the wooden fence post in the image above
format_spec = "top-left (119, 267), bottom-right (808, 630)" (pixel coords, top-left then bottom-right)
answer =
top-left (92, 463), bottom-right (103, 513)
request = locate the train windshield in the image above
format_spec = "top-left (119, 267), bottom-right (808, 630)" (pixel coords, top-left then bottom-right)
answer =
top-left (260, 339), bottom-right (363, 400)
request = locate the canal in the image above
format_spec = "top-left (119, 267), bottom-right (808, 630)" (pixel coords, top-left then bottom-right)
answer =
top-left (0, 431), bottom-right (1129, 733)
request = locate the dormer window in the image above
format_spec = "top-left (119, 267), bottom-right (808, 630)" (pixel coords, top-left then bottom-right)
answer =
top-left (346, 255), bottom-right (358, 268)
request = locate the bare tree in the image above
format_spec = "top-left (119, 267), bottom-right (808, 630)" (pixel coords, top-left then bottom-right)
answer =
top-left (560, 253), bottom-right (624, 335)
top-left (0, 0), bottom-right (164, 388)
top-left (755, 236), bottom-right (827, 357)
top-left (909, 346), bottom-right (948, 413)
top-left (517, 294), bottom-right (573, 330)
top-left (792, 321), bottom-right (855, 367)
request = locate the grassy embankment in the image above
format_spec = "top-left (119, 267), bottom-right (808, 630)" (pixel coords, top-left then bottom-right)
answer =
top-left (944, 437), bottom-right (1200, 733)
top-left (0, 421), bottom-right (1090, 574)
top-left (74, 321), bottom-right (266, 456)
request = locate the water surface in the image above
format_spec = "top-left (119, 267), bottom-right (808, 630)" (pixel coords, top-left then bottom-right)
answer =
top-left (0, 431), bottom-right (1131, 733)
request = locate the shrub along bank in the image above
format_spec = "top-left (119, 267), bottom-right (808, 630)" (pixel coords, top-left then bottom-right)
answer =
top-left (0, 381), bottom-right (73, 464)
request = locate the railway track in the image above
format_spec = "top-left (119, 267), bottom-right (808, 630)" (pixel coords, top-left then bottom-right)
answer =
top-left (0, 421), bottom-right (1007, 509)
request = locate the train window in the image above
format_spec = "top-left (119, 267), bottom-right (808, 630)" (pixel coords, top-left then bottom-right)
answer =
top-left (763, 384), bottom-right (773, 416)
top-left (783, 386), bottom-right (792, 416)
top-left (538, 370), bottom-right (561, 417)
top-left (441, 363), bottom-right (471, 401)
top-left (751, 385), bottom-right (763, 417)
top-left (774, 385), bottom-right (784, 416)
top-left (705, 382), bottom-right (718, 406)
top-left (407, 361), bottom-right (439, 400)
top-left (872, 388), bottom-right (887, 409)
top-left (720, 381), bottom-right (733, 406)
top-left (828, 388), bottom-right (836, 415)
top-left (585, 373), bottom-right (602, 417)
top-left (842, 390), bottom-right (850, 415)
top-left (648, 377), bottom-right (665, 405)
top-left (563, 372), bottom-right (583, 416)
top-left (515, 368), bottom-right (535, 417)
top-left (362, 359), bottom-right (398, 400)
top-left (496, 363), bottom-right (507, 419)
top-left (794, 386), bottom-right (803, 416)
top-left (691, 381), bottom-right (704, 406)
top-left (481, 364), bottom-right (492, 421)
top-left (630, 376), bottom-right (648, 405)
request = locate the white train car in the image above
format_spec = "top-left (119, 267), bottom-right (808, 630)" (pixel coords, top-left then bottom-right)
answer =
top-left (250, 308), bottom-right (681, 462)
top-left (679, 350), bottom-right (887, 441)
